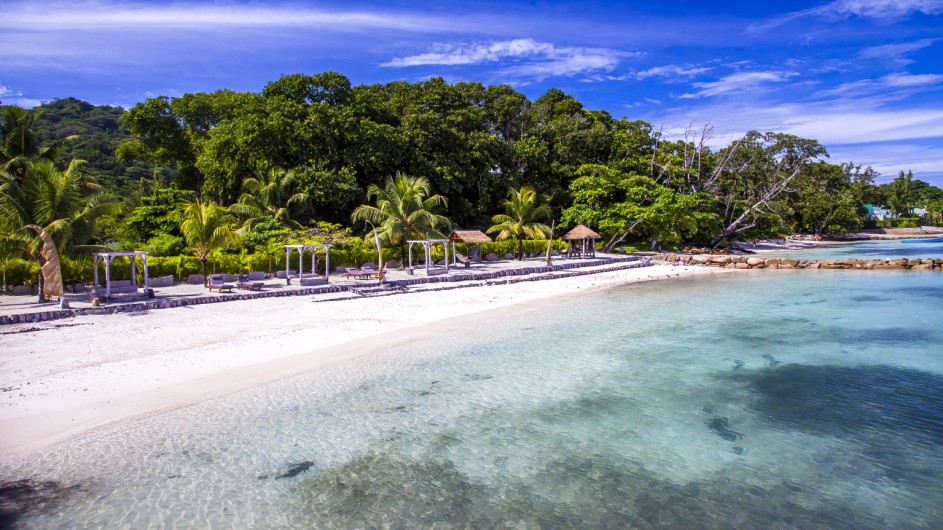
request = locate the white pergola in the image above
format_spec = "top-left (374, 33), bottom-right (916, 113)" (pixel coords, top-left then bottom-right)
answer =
top-left (93, 251), bottom-right (149, 298)
top-left (284, 244), bottom-right (330, 284)
top-left (407, 239), bottom-right (450, 276)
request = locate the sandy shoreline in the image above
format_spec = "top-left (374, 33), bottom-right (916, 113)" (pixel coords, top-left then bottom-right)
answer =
top-left (0, 264), bottom-right (725, 461)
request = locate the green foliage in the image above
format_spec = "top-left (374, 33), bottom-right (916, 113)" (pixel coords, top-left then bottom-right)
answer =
top-left (29, 98), bottom-right (137, 192)
top-left (563, 165), bottom-right (720, 250)
top-left (179, 198), bottom-right (241, 282)
top-left (487, 186), bottom-right (552, 259)
top-left (351, 173), bottom-right (451, 259)
top-left (123, 186), bottom-right (194, 245)
top-left (144, 233), bottom-right (186, 256)
top-left (0, 257), bottom-right (38, 286)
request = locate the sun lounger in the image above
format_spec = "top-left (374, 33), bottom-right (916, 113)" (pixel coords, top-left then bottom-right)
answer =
top-left (207, 274), bottom-right (235, 292)
top-left (456, 254), bottom-right (473, 268)
top-left (345, 267), bottom-right (370, 280)
top-left (236, 274), bottom-right (264, 291)
top-left (359, 264), bottom-right (380, 278)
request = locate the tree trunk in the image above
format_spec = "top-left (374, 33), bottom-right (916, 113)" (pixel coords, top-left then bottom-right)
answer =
top-left (36, 262), bottom-right (44, 303)
top-left (200, 256), bottom-right (208, 286)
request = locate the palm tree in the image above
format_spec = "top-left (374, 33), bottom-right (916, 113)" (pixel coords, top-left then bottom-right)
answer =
top-left (0, 159), bottom-right (114, 300)
top-left (487, 186), bottom-right (552, 260)
top-left (179, 199), bottom-right (241, 285)
top-left (350, 173), bottom-right (451, 260)
top-left (1, 107), bottom-right (77, 181)
top-left (228, 166), bottom-right (309, 231)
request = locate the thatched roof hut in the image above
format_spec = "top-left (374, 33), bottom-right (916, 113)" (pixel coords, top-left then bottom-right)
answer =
top-left (448, 230), bottom-right (492, 244)
top-left (563, 224), bottom-right (601, 241)
top-left (562, 224), bottom-right (600, 258)
top-left (448, 230), bottom-right (492, 264)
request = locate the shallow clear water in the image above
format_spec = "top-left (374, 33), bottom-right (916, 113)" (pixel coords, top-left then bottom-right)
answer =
top-left (770, 238), bottom-right (943, 260)
top-left (2, 271), bottom-right (942, 528)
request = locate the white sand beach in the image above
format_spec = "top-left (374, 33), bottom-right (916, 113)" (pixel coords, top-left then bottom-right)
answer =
top-left (0, 264), bottom-right (725, 460)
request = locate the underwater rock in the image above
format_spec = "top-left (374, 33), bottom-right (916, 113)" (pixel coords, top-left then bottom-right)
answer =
top-left (276, 461), bottom-right (316, 480)
top-left (707, 417), bottom-right (743, 442)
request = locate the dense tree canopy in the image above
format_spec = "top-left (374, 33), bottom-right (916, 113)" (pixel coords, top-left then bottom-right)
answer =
top-left (3, 71), bottom-right (942, 266)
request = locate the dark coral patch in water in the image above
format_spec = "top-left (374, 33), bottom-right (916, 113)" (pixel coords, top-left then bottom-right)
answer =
top-left (0, 479), bottom-right (75, 529)
top-left (729, 364), bottom-right (943, 447)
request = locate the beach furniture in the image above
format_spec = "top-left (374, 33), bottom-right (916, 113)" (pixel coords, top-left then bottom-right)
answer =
top-left (359, 264), bottom-right (380, 278)
top-left (455, 254), bottom-right (473, 268)
top-left (207, 274), bottom-right (235, 292)
top-left (345, 267), bottom-right (373, 280)
top-left (236, 274), bottom-right (264, 291)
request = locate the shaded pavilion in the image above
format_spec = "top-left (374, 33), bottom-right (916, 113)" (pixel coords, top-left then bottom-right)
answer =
top-left (563, 225), bottom-right (601, 258)
top-left (284, 244), bottom-right (330, 285)
top-left (93, 251), bottom-right (149, 299)
top-left (447, 229), bottom-right (492, 264)
top-left (407, 239), bottom-right (450, 275)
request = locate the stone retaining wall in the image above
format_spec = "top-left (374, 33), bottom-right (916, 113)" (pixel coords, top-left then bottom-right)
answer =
top-left (651, 253), bottom-right (943, 270)
top-left (0, 256), bottom-right (650, 326)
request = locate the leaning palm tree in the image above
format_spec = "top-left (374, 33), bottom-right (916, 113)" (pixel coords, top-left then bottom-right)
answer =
top-left (0, 159), bottom-right (114, 301)
top-left (350, 173), bottom-right (451, 261)
top-left (487, 186), bottom-right (553, 260)
top-left (179, 199), bottom-right (241, 285)
top-left (228, 166), bottom-right (309, 231)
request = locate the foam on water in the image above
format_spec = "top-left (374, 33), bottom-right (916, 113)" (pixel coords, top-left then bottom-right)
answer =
top-left (2, 271), bottom-right (942, 528)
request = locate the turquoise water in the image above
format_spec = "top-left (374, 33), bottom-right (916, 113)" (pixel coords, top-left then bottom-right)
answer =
top-left (770, 238), bottom-right (943, 260)
top-left (2, 270), bottom-right (942, 528)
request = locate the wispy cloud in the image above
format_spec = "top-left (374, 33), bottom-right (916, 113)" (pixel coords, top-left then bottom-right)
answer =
top-left (0, 1), bottom-right (457, 33)
top-left (815, 72), bottom-right (943, 98)
top-left (633, 64), bottom-right (712, 80)
top-left (680, 71), bottom-right (797, 99)
top-left (0, 82), bottom-right (42, 107)
top-left (812, 0), bottom-right (943, 19)
top-left (383, 39), bottom-right (624, 80)
top-left (858, 38), bottom-right (938, 67)
top-left (752, 0), bottom-right (943, 31)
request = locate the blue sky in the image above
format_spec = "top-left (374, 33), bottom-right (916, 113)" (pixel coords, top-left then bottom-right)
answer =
top-left (1, 0), bottom-right (942, 186)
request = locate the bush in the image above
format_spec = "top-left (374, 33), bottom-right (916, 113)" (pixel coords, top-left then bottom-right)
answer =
top-left (1, 258), bottom-right (39, 287)
top-left (145, 234), bottom-right (186, 257)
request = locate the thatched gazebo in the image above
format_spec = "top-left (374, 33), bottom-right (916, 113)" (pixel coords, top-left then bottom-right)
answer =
top-left (563, 224), bottom-right (601, 259)
top-left (448, 229), bottom-right (492, 264)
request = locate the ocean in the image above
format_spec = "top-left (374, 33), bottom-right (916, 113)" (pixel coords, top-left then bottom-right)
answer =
top-left (2, 261), bottom-right (942, 528)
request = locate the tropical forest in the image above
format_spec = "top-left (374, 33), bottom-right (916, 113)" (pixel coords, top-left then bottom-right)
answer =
top-left (2, 72), bottom-right (942, 289)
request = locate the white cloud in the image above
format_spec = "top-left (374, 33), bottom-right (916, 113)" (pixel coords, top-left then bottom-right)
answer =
top-left (383, 39), bottom-right (624, 80)
top-left (882, 72), bottom-right (943, 86)
top-left (752, 0), bottom-right (943, 31)
top-left (633, 64), bottom-right (712, 80)
top-left (0, 1), bottom-right (455, 33)
top-left (813, 0), bottom-right (943, 19)
top-left (680, 71), bottom-right (797, 99)
top-left (646, 96), bottom-right (943, 185)
top-left (383, 39), bottom-right (555, 67)
top-left (0, 82), bottom-right (41, 107)
top-left (859, 39), bottom-right (938, 67)
top-left (815, 72), bottom-right (943, 98)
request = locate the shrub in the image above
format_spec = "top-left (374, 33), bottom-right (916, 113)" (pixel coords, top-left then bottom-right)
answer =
top-left (1, 258), bottom-right (39, 287)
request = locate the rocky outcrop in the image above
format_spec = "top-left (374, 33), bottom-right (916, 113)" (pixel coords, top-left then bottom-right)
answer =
top-left (651, 254), bottom-right (943, 271)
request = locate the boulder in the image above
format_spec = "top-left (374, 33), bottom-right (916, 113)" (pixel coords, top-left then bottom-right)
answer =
top-left (746, 257), bottom-right (765, 266)
top-left (690, 255), bottom-right (711, 264)
top-left (708, 255), bottom-right (731, 265)
top-left (735, 262), bottom-right (750, 269)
